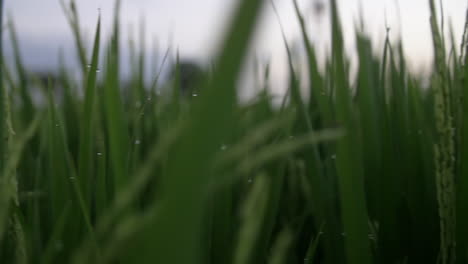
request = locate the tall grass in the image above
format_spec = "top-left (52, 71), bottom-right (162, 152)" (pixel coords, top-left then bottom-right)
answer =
top-left (1, 0), bottom-right (468, 263)
top-left (0, 0), bottom-right (4, 175)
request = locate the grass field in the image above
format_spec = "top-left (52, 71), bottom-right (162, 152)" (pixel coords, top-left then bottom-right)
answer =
top-left (1, 0), bottom-right (468, 263)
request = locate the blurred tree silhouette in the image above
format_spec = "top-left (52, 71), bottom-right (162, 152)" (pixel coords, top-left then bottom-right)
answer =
top-left (168, 60), bottom-right (205, 97)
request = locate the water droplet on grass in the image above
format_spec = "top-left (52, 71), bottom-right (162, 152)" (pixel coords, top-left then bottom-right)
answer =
top-left (97, 152), bottom-right (102, 156)
top-left (135, 140), bottom-right (141, 145)
top-left (331, 154), bottom-right (336, 160)
top-left (192, 93), bottom-right (198, 97)
top-left (220, 144), bottom-right (227, 151)
top-left (69, 177), bottom-right (76, 180)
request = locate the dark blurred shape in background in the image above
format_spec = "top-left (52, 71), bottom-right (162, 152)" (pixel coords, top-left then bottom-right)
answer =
top-left (168, 60), bottom-right (205, 97)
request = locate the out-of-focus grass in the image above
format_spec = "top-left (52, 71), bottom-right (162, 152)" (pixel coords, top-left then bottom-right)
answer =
top-left (1, 0), bottom-right (468, 263)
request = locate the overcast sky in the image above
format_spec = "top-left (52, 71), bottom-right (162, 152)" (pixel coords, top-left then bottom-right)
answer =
top-left (3, 0), bottom-right (468, 93)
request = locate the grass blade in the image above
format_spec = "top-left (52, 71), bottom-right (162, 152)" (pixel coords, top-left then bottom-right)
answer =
top-left (329, 1), bottom-right (372, 264)
top-left (77, 15), bottom-right (101, 213)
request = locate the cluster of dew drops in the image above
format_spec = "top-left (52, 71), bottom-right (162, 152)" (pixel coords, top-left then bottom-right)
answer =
top-left (86, 64), bottom-right (100, 73)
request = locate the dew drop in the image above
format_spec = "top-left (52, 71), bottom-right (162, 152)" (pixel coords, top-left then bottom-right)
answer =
top-left (97, 152), bottom-right (102, 156)
top-left (96, 69), bottom-right (101, 73)
top-left (220, 144), bottom-right (227, 151)
top-left (331, 154), bottom-right (336, 160)
top-left (69, 177), bottom-right (76, 180)
top-left (135, 140), bottom-right (141, 145)
top-left (247, 178), bottom-right (253, 184)
top-left (192, 93), bottom-right (198, 97)
top-left (86, 64), bottom-right (91, 69)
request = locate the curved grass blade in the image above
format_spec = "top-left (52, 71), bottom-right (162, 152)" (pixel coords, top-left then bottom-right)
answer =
top-left (291, 0), bottom-right (329, 121)
top-left (59, 0), bottom-right (88, 75)
top-left (8, 21), bottom-right (35, 124)
top-left (124, 1), bottom-right (266, 263)
top-left (0, 113), bottom-right (41, 240)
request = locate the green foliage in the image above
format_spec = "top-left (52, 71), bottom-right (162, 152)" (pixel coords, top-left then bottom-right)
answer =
top-left (1, 0), bottom-right (468, 263)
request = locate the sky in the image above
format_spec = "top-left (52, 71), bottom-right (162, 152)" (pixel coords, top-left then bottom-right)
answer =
top-left (3, 0), bottom-right (468, 95)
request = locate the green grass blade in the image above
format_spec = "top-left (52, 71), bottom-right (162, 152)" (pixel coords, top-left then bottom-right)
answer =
top-left (103, 0), bottom-right (130, 196)
top-left (0, 113), bottom-right (41, 240)
top-left (40, 202), bottom-right (71, 264)
top-left (234, 174), bottom-right (270, 264)
top-left (45, 85), bottom-right (69, 224)
top-left (77, 15), bottom-right (101, 213)
top-left (124, 1), bottom-right (265, 263)
top-left (268, 228), bottom-right (292, 264)
top-left (291, 0), bottom-right (329, 122)
top-left (304, 223), bottom-right (324, 264)
top-left (457, 14), bottom-right (468, 262)
top-left (329, 1), bottom-right (372, 264)
top-left (8, 21), bottom-right (35, 124)
top-left (60, 0), bottom-right (88, 75)
top-left (429, 1), bottom-right (457, 263)
top-left (0, 0), bottom-right (4, 174)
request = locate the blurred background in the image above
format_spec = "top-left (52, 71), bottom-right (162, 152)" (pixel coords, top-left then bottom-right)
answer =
top-left (3, 0), bottom-right (468, 97)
